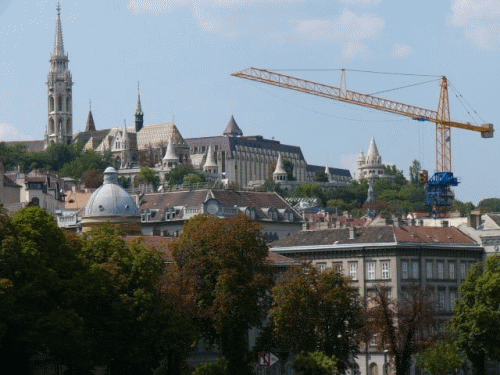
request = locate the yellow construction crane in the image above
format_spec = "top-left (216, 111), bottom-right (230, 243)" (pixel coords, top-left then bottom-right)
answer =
top-left (231, 67), bottom-right (494, 174)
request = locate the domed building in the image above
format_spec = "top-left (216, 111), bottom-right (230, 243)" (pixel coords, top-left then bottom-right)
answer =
top-left (81, 167), bottom-right (141, 233)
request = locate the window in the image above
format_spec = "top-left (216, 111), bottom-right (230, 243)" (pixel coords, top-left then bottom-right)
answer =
top-left (438, 262), bottom-right (444, 279)
top-left (367, 261), bottom-right (376, 280)
top-left (450, 291), bottom-right (456, 310)
top-left (460, 262), bottom-right (467, 279)
top-left (449, 262), bottom-right (456, 280)
top-left (412, 261), bottom-right (420, 279)
top-left (426, 261), bottom-right (433, 279)
top-left (316, 262), bottom-right (326, 273)
top-left (439, 290), bottom-right (445, 311)
top-left (349, 262), bottom-right (358, 280)
top-left (402, 261), bottom-right (408, 280)
top-left (369, 335), bottom-right (378, 347)
top-left (332, 262), bottom-right (342, 273)
top-left (382, 261), bottom-right (390, 279)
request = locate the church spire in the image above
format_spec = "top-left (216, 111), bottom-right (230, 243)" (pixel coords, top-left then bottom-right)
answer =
top-left (85, 99), bottom-right (96, 132)
top-left (135, 81), bottom-right (144, 132)
top-left (52, 2), bottom-right (66, 58)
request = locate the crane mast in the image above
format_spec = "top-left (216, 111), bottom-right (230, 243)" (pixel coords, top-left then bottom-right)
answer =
top-left (231, 67), bottom-right (493, 174)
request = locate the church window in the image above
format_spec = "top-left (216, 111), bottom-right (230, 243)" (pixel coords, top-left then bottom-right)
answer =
top-left (66, 97), bottom-right (70, 112)
top-left (66, 119), bottom-right (71, 133)
top-left (58, 96), bottom-right (63, 111)
top-left (49, 96), bottom-right (55, 112)
top-left (49, 118), bottom-right (55, 134)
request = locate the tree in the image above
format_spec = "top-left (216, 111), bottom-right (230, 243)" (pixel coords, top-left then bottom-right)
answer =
top-left (59, 149), bottom-right (113, 179)
top-left (191, 358), bottom-right (228, 375)
top-left (314, 171), bottom-right (329, 183)
top-left (283, 159), bottom-right (296, 181)
top-left (183, 172), bottom-right (206, 185)
top-left (416, 341), bottom-right (466, 375)
top-left (384, 165), bottom-right (408, 186)
top-left (365, 284), bottom-right (437, 375)
top-left (81, 169), bottom-right (103, 188)
top-left (289, 183), bottom-right (327, 206)
top-left (165, 165), bottom-right (197, 186)
top-left (135, 166), bottom-right (161, 190)
top-left (452, 199), bottom-right (475, 217)
top-left (80, 224), bottom-right (189, 374)
top-left (271, 266), bottom-right (363, 373)
top-left (0, 207), bottom-right (92, 374)
top-left (452, 255), bottom-right (500, 375)
top-left (172, 214), bottom-right (271, 375)
top-left (292, 351), bottom-right (338, 375)
top-left (477, 198), bottom-right (500, 213)
top-left (409, 160), bottom-right (422, 186)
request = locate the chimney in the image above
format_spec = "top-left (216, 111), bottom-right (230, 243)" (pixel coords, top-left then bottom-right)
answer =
top-left (349, 226), bottom-right (356, 240)
top-left (468, 210), bottom-right (481, 229)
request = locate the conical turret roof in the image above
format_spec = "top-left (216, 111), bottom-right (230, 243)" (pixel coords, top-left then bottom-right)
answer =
top-left (223, 115), bottom-right (243, 137)
top-left (163, 137), bottom-right (178, 162)
top-left (136, 82), bottom-right (143, 116)
top-left (204, 145), bottom-right (218, 168)
top-left (85, 110), bottom-right (96, 132)
top-left (366, 138), bottom-right (381, 164)
top-left (52, 3), bottom-right (66, 58)
top-left (274, 153), bottom-right (287, 175)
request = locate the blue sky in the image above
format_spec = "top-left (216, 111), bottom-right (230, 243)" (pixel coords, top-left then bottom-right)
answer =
top-left (0, 0), bottom-right (499, 204)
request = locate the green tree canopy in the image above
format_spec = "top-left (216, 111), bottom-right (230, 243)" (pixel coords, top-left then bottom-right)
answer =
top-left (135, 166), bottom-right (161, 190)
top-left (271, 265), bottom-right (363, 373)
top-left (452, 255), bottom-right (500, 375)
top-left (477, 198), bottom-right (500, 213)
top-left (172, 214), bottom-right (271, 375)
top-left (292, 351), bottom-right (338, 375)
top-left (409, 159), bottom-right (422, 186)
top-left (314, 171), bottom-right (329, 182)
top-left (416, 341), bottom-right (466, 375)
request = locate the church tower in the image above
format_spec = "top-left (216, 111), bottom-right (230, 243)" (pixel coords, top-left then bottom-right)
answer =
top-left (135, 82), bottom-right (144, 133)
top-left (45, 2), bottom-right (73, 148)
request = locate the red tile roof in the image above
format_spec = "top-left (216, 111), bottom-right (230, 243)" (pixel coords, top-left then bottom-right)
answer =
top-left (394, 226), bottom-right (476, 244)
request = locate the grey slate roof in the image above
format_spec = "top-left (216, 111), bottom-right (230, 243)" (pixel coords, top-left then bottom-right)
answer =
top-left (306, 164), bottom-right (352, 178)
top-left (223, 115), bottom-right (243, 137)
top-left (3, 140), bottom-right (45, 153)
top-left (186, 135), bottom-right (305, 160)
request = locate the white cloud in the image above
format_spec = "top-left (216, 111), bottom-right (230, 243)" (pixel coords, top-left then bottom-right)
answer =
top-left (339, 0), bottom-right (381, 6)
top-left (390, 43), bottom-right (412, 58)
top-left (296, 10), bottom-right (384, 58)
top-left (0, 123), bottom-right (32, 141)
top-left (448, 0), bottom-right (500, 48)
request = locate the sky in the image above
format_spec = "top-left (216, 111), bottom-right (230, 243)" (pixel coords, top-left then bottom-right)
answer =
top-left (0, 0), bottom-right (499, 204)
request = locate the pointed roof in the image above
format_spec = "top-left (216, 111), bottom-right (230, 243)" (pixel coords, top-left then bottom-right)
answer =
top-left (358, 150), bottom-right (365, 161)
top-left (325, 165), bottom-right (331, 176)
top-left (136, 82), bottom-right (143, 116)
top-left (163, 137), bottom-right (178, 162)
top-left (367, 138), bottom-right (380, 160)
top-left (85, 110), bottom-right (96, 132)
top-left (204, 145), bottom-right (218, 168)
top-left (273, 153), bottom-right (287, 175)
top-left (223, 115), bottom-right (243, 137)
top-left (52, 3), bottom-right (66, 58)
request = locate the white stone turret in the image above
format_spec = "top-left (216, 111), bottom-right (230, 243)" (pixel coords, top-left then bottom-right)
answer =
top-left (325, 165), bottom-right (332, 181)
top-left (45, 2), bottom-right (73, 148)
top-left (163, 137), bottom-right (178, 171)
top-left (203, 145), bottom-right (218, 174)
top-left (357, 138), bottom-right (386, 180)
top-left (273, 153), bottom-right (287, 182)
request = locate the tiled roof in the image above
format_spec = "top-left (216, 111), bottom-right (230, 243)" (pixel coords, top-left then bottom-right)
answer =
top-left (137, 123), bottom-right (186, 149)
top-left (4, 175), bottom-right (21, 188)
top-left (306, 164), bottom-right (352, 178)
top-left (270, 225), bottom-right (478, 248)
top-left (223, 115), bottom-right (243, 137)
top-left (65, 190), bottom-right (94, 210)
top-left (270, 227), bottom-right (395, 247)
top-left (266, 251), bottom-right (298, 266)
top-left (138, 189), bottom-right (302, 222)
top-left (74, 129), bottom-right (111, 146)
top-left (394, 226), bottom-right (476, 244)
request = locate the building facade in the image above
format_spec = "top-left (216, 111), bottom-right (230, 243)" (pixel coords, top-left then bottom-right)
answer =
top-left (270, 224), bottom-right (483, 375)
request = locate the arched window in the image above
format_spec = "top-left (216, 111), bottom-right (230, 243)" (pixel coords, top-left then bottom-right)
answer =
top-left (31, 197), bottom-right (40, 206)
top-left (58, 96), bottom-right (63, 111)
top-left (49, 118), bottom-right (55, 134)
top-left (49, 96), bottom-right (55, 112)
top-left (369, 363), bottom-right (378, 375)
top-left (66, 97), bottom-right (70, 112)
top-left (58, 119), bottom-right (63, 133)
top-left (66, 119), bottom-right (71, 134)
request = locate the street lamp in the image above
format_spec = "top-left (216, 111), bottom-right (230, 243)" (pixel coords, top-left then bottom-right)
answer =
top-left (384, 349), bottom-right (389, 375)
